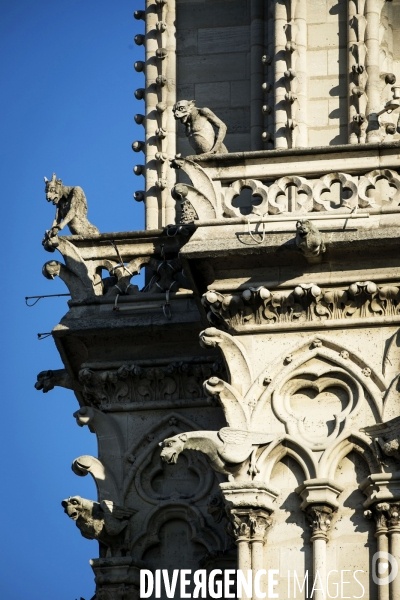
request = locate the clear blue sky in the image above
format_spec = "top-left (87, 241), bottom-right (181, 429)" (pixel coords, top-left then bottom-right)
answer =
top-left (0, 1), bottom-right (144, 597)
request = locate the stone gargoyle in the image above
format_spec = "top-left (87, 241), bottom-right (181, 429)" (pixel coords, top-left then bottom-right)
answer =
top-left (42, 173), bottom-right (99, 248)
top-left (61, 496), bottom-right (136, 557)
top-left (295, 219), bottom-right (326, 258)
top-left (172, 100), bottom-right (228, 155)
top-left (35, 369), bottom-right (78, 393)
top-left (160, 427), bottom-right (275, 477)
top-left (361, 416), bottom-right (400, 462)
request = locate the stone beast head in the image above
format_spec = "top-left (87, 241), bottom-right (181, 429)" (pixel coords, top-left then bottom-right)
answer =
top-left (296, 219), bottom-right (313, 238)
top-left (61, 495), bottom-right (88, 521)
top-left (159, 433), bottom-right (187, 464)
top-left (172, 100), bottom-right (196, 124)
top-left (44, 173), bottom-right (63, 205)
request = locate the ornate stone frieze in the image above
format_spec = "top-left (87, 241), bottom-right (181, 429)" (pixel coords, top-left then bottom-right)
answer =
top-left (202, 281), bottom-right (400, 332)
top-left (77, 359), bottom-right (224, 408)
top-left (170, 158), bottom-right (400, 222)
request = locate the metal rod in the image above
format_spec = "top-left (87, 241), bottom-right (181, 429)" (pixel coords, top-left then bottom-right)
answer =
top-left (25, 293), bottom-right (71, 307)
top-left (192, 212), bottom-right (370, 228)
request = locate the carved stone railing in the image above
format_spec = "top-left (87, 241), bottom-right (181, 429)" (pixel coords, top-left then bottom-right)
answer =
top-left (171, 142), bottom-right (400, 224)
top-left (202, 280), bottom-right (400, 332)
top-left (41, 229), bottom-right (192, 304)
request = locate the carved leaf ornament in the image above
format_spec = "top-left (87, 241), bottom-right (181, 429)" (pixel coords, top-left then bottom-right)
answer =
top-left (201, 281), bottom-right (400, 331)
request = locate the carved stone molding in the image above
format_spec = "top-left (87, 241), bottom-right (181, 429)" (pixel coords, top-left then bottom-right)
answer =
top-left (75, 359), bottom-right (224, 408)
top-left (202, 281), bottom-right (400, 332)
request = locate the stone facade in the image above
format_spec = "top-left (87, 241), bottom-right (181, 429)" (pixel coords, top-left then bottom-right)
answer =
top-left (38, 1), bottom-right (400, 598)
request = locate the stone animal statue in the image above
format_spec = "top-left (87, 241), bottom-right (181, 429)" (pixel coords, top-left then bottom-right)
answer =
top-left (172, 100), bottom-right (228, 155)
top-left (35, 369), bottom-right (77, 393)
top-left (361, 416), bottom-right (400, 462)
top-left (160, 428), bottom-right (275, 477)
top-left (61, 496), bottom-right (136, 557)
top-left (295, 220), bottom-right (326, 258)
top-left (43, 173), bottom-right (99, 243)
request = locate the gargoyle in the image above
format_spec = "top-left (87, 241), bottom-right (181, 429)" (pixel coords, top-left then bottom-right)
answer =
top-left (361, 417), bottom-right (400, 462)
top-left (43, 173), bottom-right (99, 245)
top-left (172, 100), bottom-right (228, 155)
top-left (35, 369), bottom-right (78, 393)
top-left (61, 496), bottom-right (136, 557)
top-left (295, 220), bottom-right (326, 258)
top-left (160, 428), bottom-right (275, 477)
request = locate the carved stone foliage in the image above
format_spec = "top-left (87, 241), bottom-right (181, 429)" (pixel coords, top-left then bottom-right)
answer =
top-left (78, 360), bottom-right (224, 407)
top-left (202, 281), bottom-right (400, 332)
top-left (228, 508), bottom-right (272, 542)
top-left (171, 159), bottom-right (400, 222)
top-left (61, 496), bottom-right (136, 558)
top-left (306, 505), bottom-right (334, 541)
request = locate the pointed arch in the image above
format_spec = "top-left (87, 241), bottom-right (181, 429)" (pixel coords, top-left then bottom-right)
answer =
top-left (258, 436), bottom-right (317, 485)
top-left (123, 412), bottom-right (215, 503)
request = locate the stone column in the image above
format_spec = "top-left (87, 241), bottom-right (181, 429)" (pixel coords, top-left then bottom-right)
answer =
top-left (142, 0), bottom-right (177, 229)
top-left (365, 0), bottom-right (385, 142)
top-left (387, 503), bottom-right (400, 600)
top-left (274, 0), bottom-right (289, 148)
top-left (250, 0), bottom-right (265, 150)
top-left (306, 505), bottom-right (334, 600)
top-left (365, 503), bottom-right (389, 600)
top-left (230, 509), bottom-right (272, 600)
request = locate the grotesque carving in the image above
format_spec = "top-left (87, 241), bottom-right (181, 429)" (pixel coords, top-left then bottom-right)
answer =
top-left (160, 428), bottom-right (275, 477)
top-left (61, 496), bottom-right (136, 557)
top-left (172, 100), bottom-right (228, 155)
top-left (35, 369), bottom-right (77, 393)
top-left (295, 220), bottom-right (326, 258)
top-left (43, 173), bottom-right (99, 244)
top-left (361, 416), bottom-right (400, 461)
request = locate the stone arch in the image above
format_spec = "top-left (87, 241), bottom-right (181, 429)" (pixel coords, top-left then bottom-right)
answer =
top-left (251, 335), bottom-right (385, 440)
top-left (259, 436), bottom-right (317, 485)
top-left (123, 412), bottom-right (215, 504)
top-left (322, 433), bottom-right (380, 480)
top-left (133, 502), bottom-right (222, 561)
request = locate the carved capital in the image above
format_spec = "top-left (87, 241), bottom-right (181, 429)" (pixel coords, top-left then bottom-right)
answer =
top-left (229, 508), bottom-right (272, 544)
top-left (306, 505), bottom-right (334, 541)
top-left (364, 503), bottom-right (389, 532)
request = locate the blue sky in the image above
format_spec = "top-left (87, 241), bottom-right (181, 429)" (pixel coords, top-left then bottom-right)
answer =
top-left (0, 1), bottom-right (144, 597)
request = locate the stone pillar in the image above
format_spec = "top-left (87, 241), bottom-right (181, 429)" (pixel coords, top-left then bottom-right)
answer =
top-left (296, 479), bottom-right (343, 600)
top-left (274, 0), bottom-right (289, 148)
top-left (221, 482), bottom-right (278, 600)
top-left (387, 503), bottom-right (400, 600)
top-left (306, 505), bottom-right (334, 600)
top-left (365, 503), bottom-right (390, 600)
top-left (348, 0), bottom-right (368, 143)
top-left (250, 0), bottom-right (265, 150)
top-left (365, 0), bottom-right (385, 142)
top-left (143, 0), bottom-right (177, 229)
top-left (230, 509), bottom-right (272, 600)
